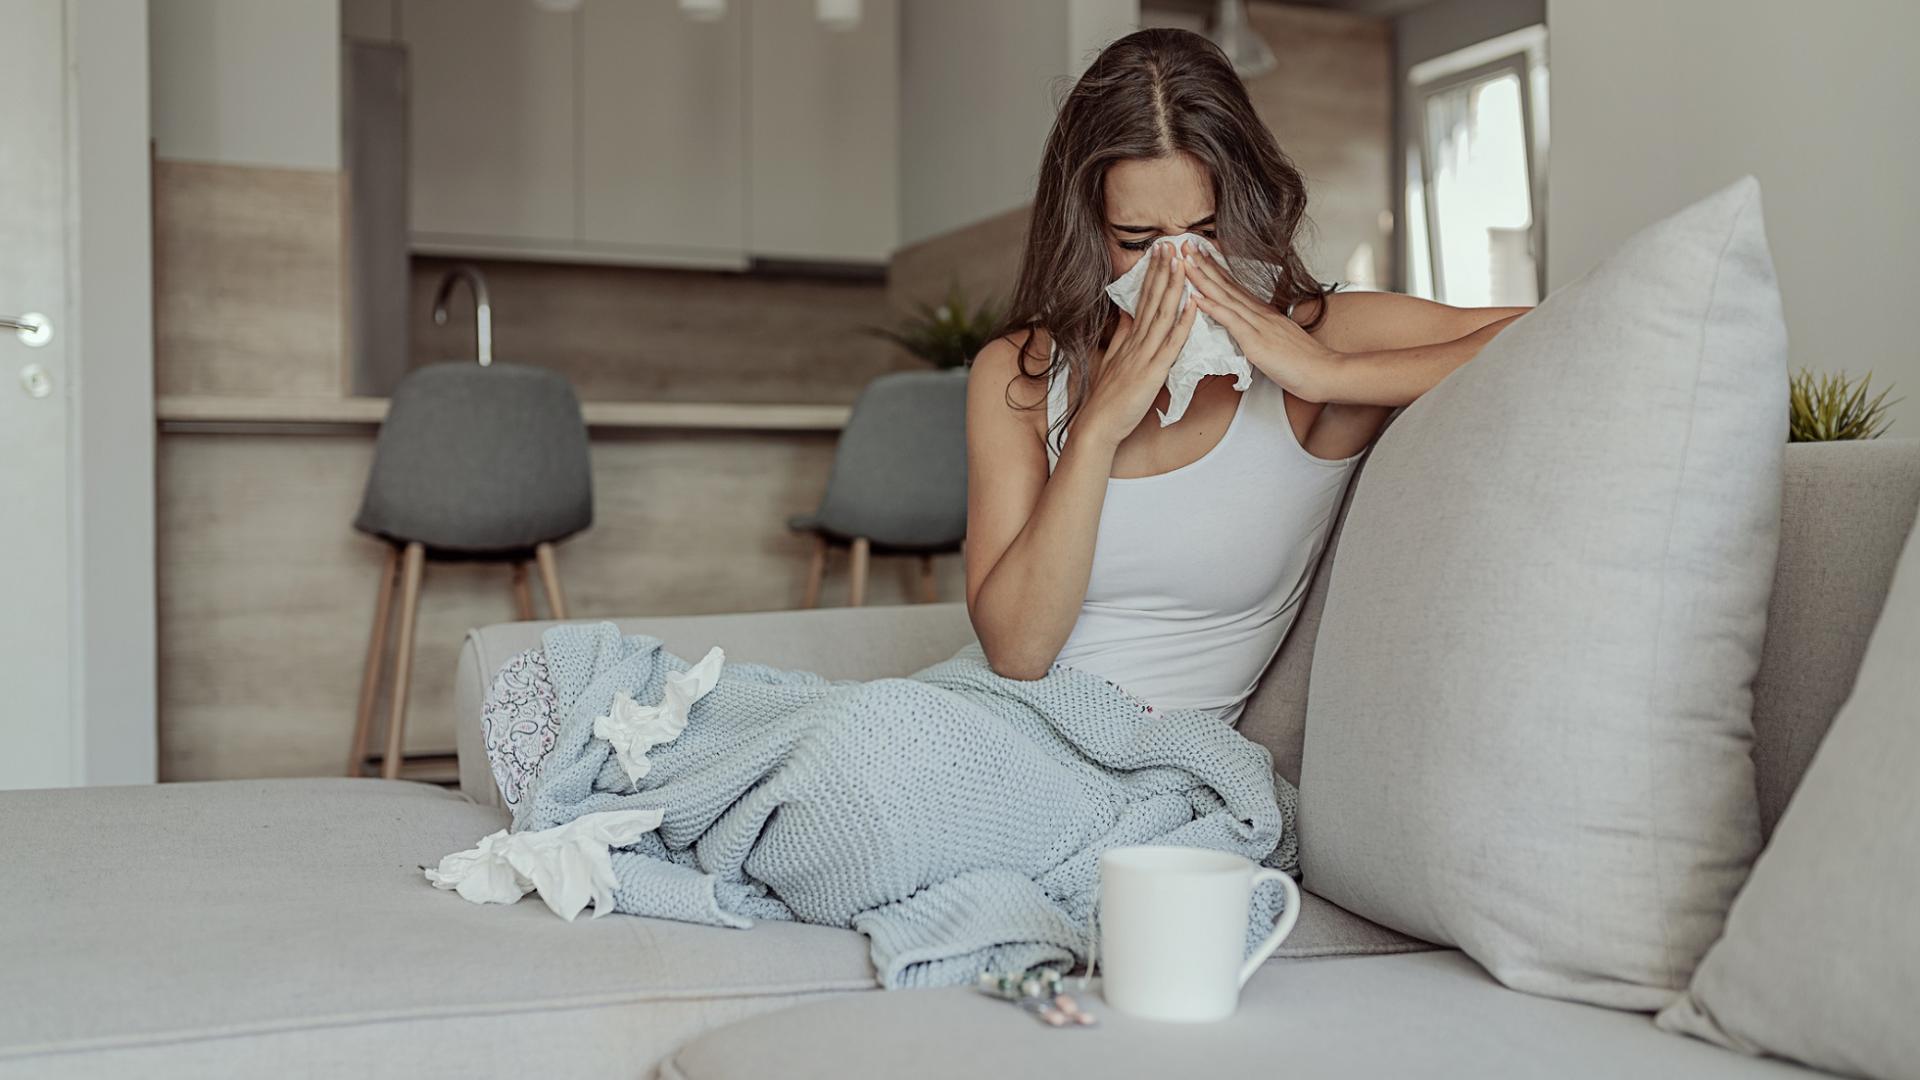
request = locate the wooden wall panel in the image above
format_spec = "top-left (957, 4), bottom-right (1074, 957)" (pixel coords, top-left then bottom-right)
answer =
top-left (888, 204), bottom-right (1030, 314)
top-left (153, 159), bottom-right (347, 397)
top-left (1241, 2), bottom-right (1394, 288)
top-left (157, 431), bottom-right (968, 781)
top-left (408, 256), bottom-right (921, 403)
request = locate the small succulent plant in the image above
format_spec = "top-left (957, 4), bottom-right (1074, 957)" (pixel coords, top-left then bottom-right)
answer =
top-left (865, 279), bottom-right (1004, 370)
top-left (1787, 369), bottom-right (1900, 442)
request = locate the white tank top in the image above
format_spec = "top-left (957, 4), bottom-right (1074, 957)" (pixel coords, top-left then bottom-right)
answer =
top-left (1044, 341), bottom-right (1363, 726)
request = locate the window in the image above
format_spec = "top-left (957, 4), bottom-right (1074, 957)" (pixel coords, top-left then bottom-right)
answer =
top-left (1406, 25), bottom-right (1548, 307)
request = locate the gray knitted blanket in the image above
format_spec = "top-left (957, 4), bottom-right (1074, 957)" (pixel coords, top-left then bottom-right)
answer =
top-left (508, 620), bottom-right (1299, 989)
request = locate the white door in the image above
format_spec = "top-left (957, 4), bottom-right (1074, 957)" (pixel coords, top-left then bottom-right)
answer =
top-left (0, 0), bottom-right (76, 789)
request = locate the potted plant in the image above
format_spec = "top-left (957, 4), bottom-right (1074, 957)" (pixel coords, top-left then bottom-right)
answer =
top-left (1788, 369), bottom-right (1900, 442)
top-left (866, 279), bottom-right (1004, 371)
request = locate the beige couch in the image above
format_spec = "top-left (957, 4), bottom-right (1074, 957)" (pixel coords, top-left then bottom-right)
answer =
top-left (1, 440), bottom-right (1913, 1079)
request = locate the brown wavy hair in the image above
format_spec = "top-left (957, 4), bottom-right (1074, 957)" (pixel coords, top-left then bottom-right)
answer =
top-left (990, 27), bottom-right (1330, 457)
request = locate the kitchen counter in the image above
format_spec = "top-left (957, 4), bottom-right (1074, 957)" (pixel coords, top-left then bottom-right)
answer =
top-left (156, 395), bottom-right (853, 434)
top-left (153, 392), bottom-right (970, 783)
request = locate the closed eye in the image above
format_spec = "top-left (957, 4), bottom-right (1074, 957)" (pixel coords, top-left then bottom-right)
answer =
top-left (1119, 227), bottom-right (1217, 252)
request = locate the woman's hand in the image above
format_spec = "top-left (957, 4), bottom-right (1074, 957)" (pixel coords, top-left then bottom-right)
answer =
top-left (1184, 245), bottom-right (1337, 401)
top-left (1079, 242), bottom-right (1201, 448)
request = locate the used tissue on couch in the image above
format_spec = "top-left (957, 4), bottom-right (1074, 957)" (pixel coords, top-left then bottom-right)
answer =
top-left (424, 808), bottom-right (667, 921)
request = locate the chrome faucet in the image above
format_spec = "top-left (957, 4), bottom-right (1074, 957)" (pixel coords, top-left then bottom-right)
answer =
top-left (431, 264), bottom-right (493, 366)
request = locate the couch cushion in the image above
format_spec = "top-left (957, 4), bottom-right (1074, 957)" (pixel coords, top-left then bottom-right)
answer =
top-left (456, 602), bottom-right (979, 808)
top-left (1278, 889), bottom-right (1436, 959)
top-left (662, 951), bottom-right (1825, 1080)
top-left (0, 779), bottom-right (876, 1079)
top-left (1242, 438), bottom-right (1920, 808)
top-left (1656, 500), bottom-right (1920, 1079)
top-left (1298, 177), bottom-right (1788, 1010)
top-left (1748, 438), bottom-right (1920, 835)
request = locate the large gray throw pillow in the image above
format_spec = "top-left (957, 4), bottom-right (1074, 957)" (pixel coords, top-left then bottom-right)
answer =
top-left (1297, 176), bottom-right (1788, 1010)
top-left (1654, 501), bottom-right (1920, 1079)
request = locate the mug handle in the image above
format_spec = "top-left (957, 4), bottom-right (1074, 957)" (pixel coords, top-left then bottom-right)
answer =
top-left (1237, 868), bottom-right (1302, 988)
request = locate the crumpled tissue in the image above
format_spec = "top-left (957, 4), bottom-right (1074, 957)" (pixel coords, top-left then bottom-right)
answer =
top-left (424, 643), bottom-right (726, 920)
top-left (423, 808), bottom-right (666, 921)
top-left (1104, 232), bottom-right (1282, 426)
top-left (594, 644), bottom-right (726, 787)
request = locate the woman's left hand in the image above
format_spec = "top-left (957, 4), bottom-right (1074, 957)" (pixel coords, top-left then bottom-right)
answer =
top-left (1183, 244), bottom-right (1336, 401)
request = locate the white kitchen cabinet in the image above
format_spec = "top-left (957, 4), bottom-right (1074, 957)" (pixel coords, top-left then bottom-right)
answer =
top-left (747, 0), bottom-right (899, 263)
top-left (398, 0), bottom-right (898, 268)
top-left (579, 0), bottom-right (747, 263)
top-left (402, 0), bottom-right (577, 250)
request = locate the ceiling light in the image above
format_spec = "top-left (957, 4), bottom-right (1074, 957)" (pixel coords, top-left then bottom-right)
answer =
top-left (1208, 0), bottom-right (1276, 79)
top-left (817, 0), bottom-right (860, 30)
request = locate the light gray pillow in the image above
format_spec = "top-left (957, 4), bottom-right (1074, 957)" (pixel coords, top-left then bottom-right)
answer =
top-left (1655, 501), bottom-right (1920, 1079)
top-left (1297, 176), bottom-right (1788, 1011)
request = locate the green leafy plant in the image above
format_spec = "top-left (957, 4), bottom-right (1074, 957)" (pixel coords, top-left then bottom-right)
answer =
top-left (865, 279), bottom-right (1004, 370)
top-left (1788, 369), bottom-right (1900, 442)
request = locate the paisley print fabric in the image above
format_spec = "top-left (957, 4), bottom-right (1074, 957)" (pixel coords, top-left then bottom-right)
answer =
top-left (480, 646), bottom-right (561, 808)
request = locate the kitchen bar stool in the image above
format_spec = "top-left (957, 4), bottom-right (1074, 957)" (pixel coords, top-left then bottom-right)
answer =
top-left (787, 370), bottom-right (968, 607)
top-left (347, 360), bottom-right (594, 781)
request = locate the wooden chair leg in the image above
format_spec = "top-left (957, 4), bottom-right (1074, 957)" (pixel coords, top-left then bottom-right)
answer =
top-left (918, 553), bottom-right (938, 603)
top-left (349, 545), bottom-right (399, 777)
top-left (801, 535), bottom-right (828, 609)
top-left (534, 542), bottom-right (569, 619)
top-left (381, 542), bottom-right (427, 781)
top-left (848, 537), bottom-right (871, 607)
top-left (510, 561), bottom-right (536, 620)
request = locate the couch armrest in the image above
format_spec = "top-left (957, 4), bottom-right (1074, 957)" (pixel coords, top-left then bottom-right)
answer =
top-left (454, 601), bottom-right (977, 808)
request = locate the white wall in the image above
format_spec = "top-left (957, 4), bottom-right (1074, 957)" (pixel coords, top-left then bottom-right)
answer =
top-left (148, 0), bottom-right (340, 169)
top-left (899, 0), bottom-right (1136, 246)
top-left (73, 0), bottom-right (159, 783)
top-left (1547, 0), bottom-right (1920, 432)
top-left (1069, 0), bottom-right (1140, 77)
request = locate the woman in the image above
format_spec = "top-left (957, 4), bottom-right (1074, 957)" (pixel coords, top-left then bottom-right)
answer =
top-left (483, 26), bottom-right (1530, 803)
top-left (461, 28), bottom-right (1532, 976)
top-left (964, 27), bottom-right (1528, 724)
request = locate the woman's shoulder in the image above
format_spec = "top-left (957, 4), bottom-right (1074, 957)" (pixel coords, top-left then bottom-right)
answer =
top-left (970, 327), bottom-right (1057, 387)
top-left (967, 327), bottom-right (1057, 428)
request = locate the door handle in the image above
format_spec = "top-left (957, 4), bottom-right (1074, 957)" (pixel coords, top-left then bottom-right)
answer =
top-left (1, 313), bottom-right (52, 347)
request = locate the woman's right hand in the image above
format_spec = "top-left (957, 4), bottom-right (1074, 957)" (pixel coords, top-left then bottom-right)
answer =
top-left (1079, 242), bottom-right (1201, 449)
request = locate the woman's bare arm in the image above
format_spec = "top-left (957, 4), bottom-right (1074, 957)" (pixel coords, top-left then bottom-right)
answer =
top-left (965, 245), bottom-right (1200, 678)
top-left (962, 334), bottom-right (1117, 679)
top-left (1287, 292), bottom-right (1528, 459)
top-left (1296, 291), bottom-right (1530, 407)
top-left (1186, 251), bottom-right (1532, 461)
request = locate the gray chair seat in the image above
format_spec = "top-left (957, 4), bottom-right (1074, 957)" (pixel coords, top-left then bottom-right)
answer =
top-left (791, 369), bottom-right (968, 552)
top-left (347, 360), bottom-right (595, 781)
top-left (354, 361), bottom-right (593, 557)
top-left (0, 779), bottom-right (876, 1080)
top-left (789, 369), bottom-right (969, 604)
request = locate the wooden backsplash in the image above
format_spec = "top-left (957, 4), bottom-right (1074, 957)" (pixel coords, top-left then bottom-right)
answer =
top-left (409, 255), bottom-right (923, 404)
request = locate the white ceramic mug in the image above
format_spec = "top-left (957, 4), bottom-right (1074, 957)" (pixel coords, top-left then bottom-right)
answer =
top-left (1094, 845), bottom-right (1301, 1022)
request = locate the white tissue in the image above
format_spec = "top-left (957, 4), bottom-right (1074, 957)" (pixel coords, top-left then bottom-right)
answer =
top-left (423, 808), bottom-right (667, 921)
top-left (594, 644), bottom-right (726, 787)
top-left (1103, 232), bottom-right (1281, 426)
